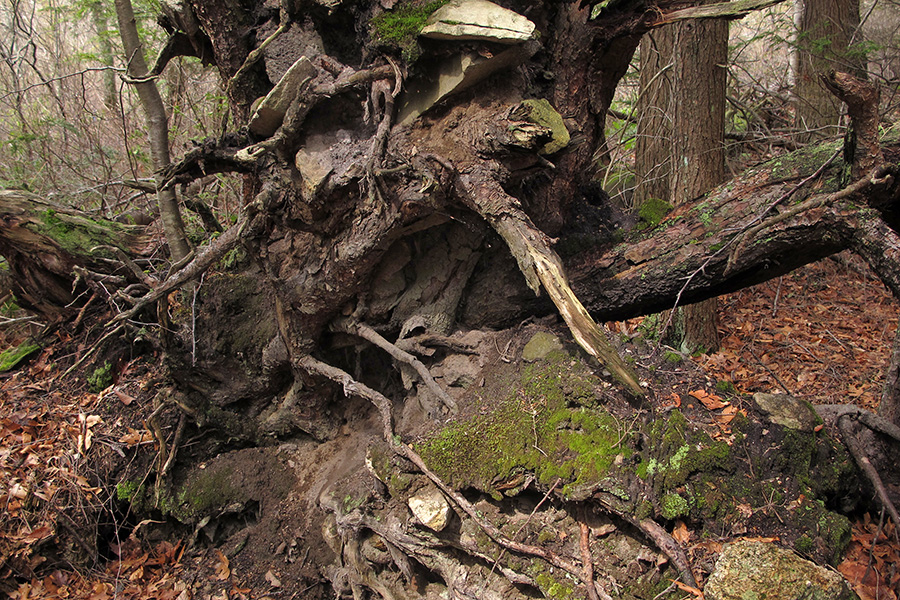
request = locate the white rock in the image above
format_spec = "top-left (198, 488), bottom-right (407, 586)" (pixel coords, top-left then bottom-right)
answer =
top-left (420, 0), bottom-right (536, 44)
top-left (408, 485), bottom-right (452, 531)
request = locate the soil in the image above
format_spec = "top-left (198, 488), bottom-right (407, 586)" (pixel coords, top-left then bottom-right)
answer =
top-left (2, 250), bottom-right (899, 599)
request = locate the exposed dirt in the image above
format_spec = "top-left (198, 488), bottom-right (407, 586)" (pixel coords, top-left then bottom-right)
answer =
top-left (2, 252), bottom-right (900, 599)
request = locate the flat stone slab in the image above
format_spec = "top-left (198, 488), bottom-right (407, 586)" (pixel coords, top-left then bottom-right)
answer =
top-left (705, 539), bottom-right (857, 600)
top-left (249, 56), bottom-right (317, 137)
top-left (397, 41), bottom-right (537, 125)
top-left (753, 392), bottom-right (820, 432)
top-left (420, 0), bottom-right (536, 44)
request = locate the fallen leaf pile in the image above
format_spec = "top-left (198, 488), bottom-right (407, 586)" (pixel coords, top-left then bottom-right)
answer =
top-left (698, 252), bottom-right (898, 408)
top-left (838, 514), bottom-right (900, 600)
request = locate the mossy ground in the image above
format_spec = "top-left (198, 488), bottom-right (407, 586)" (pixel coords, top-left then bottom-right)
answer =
top-left (417, 332), bottom-right (858, 566)
top-left (369, 0), bottom-right (448, 61)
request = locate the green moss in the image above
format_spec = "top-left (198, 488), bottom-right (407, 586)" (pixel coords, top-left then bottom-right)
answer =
top-left (794, 534), bottom-right (814, 554)
top-left (0, 339), bottom-right (41, 372)
top-left (116, 480), bottom-right (143, 502)
top-left (715, 380), bottom-right (736, 394)
top-left (660, 492), bottom-right (690, 519)
top-left (533, 571), bottom-right (575, 599)
top-left (636, 197), bottom-right (673, 230)
top-left (417, 353), bottom-right (632, 498)
top-left (370, 0), bottom-right (447, 61)
top-left (87, 361), bottom-right (113, 392)
top-left (31, 208), bottom-right (134, 260)
top-left (517, 99), bottom-right (570, 155)
top-left (663, 351), bottom-right (682, 364)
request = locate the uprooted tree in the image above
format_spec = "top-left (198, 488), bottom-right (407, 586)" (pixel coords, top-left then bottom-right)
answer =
top-left (2, 0), bottom-right (900, 597)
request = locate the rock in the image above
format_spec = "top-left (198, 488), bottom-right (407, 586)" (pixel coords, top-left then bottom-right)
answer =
top-left (753, 392), bottom-right (820, 432)
top-left (420, 0), bottom-right (536, 44)
top-left (249, 56), bottom-right (317, 137)
top-left (510, 99), bottom-right (570, 155)
top-left (705, 539), bottom-right (858, 600)
top-left (408, 484), bottom-right (452, 531)
top-left (294, 149), bottom-right (333, 201)
top-left (397, 41), bottom-right (538, 125)
top-left (522, 331), bottom-right (563, 362)
top-left (436, 354), bottom-right (479, 387)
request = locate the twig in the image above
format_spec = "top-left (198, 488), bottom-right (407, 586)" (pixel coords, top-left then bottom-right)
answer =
top-left (63, 325), bottom-right (125, 377)
top-left (581, 520), bottom-right (600, 600)
top-left (771, 276), bottom-right (782, 317)
top-left (747, 347), bottom-right (792, 394)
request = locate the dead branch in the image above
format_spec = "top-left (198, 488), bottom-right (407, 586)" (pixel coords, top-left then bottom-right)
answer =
top-left (457, 173), bottom-right (643, 396)
top-left (654, 0), bottom-right (785, 24)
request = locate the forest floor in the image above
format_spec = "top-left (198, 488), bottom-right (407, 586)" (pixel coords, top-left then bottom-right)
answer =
top-left (2, 250), bottom-right (899, 600)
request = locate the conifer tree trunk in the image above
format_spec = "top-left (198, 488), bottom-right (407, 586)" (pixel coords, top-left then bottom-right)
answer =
top-left (634, 28), bottom-right (674, 207)
top-left (794, 0), bottom-right (863, 140)
top-left (668, 4), bottom-right (729, 353)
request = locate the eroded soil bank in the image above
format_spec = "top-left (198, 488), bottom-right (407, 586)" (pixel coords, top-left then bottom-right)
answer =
top-left (98, 322), bottom-right (868, 599)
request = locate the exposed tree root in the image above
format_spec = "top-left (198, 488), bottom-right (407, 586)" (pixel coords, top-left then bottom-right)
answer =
top-left (296, 353), bottom-right (611, 598)
top-left (816, 404), bottom-right (900, 442)
top-left (332, 318), bottom-right (458, 414)
top-left (109, 188), bottom-right (268, 326)
top-left (833, 414), bottom-right (900, 541)
top-left (634, 518), bottom-right (698, 588)
top-left (580, 520), bottom-right (601, 600)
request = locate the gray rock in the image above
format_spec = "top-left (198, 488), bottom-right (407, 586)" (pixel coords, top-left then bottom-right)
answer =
top-left (408, 485), bottom-right (452, 531)
top-left (705, 539), bottom-right (858, 600)
top-left (249, 56), bottom-right (317, 137)
top-left (420, 0), bottom-right (536, 44)
top-left (397, 41), bottom-right (538, 125)
top-left (522, 331), bottom-right (563, 362)
top-left (753, 392), bottom-right (820, 432)
top-left (294, 148), bottom-right (333, 201)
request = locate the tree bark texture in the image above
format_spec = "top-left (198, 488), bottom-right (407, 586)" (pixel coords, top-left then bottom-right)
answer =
top-left (634, 27), bottom-right (674, 207)
top-left (794, 0), bottom-right (864, 140)
top-left (668, 4), bottom-right (729, 352)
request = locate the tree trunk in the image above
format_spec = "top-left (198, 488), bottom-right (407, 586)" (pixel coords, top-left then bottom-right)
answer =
top-left (666, 2), bottom-right (729, 353)
top-left (114, 0), bottom-right (191, 262)
top-left (634, 28), bottom-right (674, 208)
top-left (794, 0), bottom-right (864, 141)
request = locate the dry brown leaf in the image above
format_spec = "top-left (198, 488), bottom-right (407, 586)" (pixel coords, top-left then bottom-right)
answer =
top-left (689, 389), bottom-right (729, 410)
top-left (214, 549), bottom-right (231, 581)
top-left (672, 520), bottom-right (691, 545)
